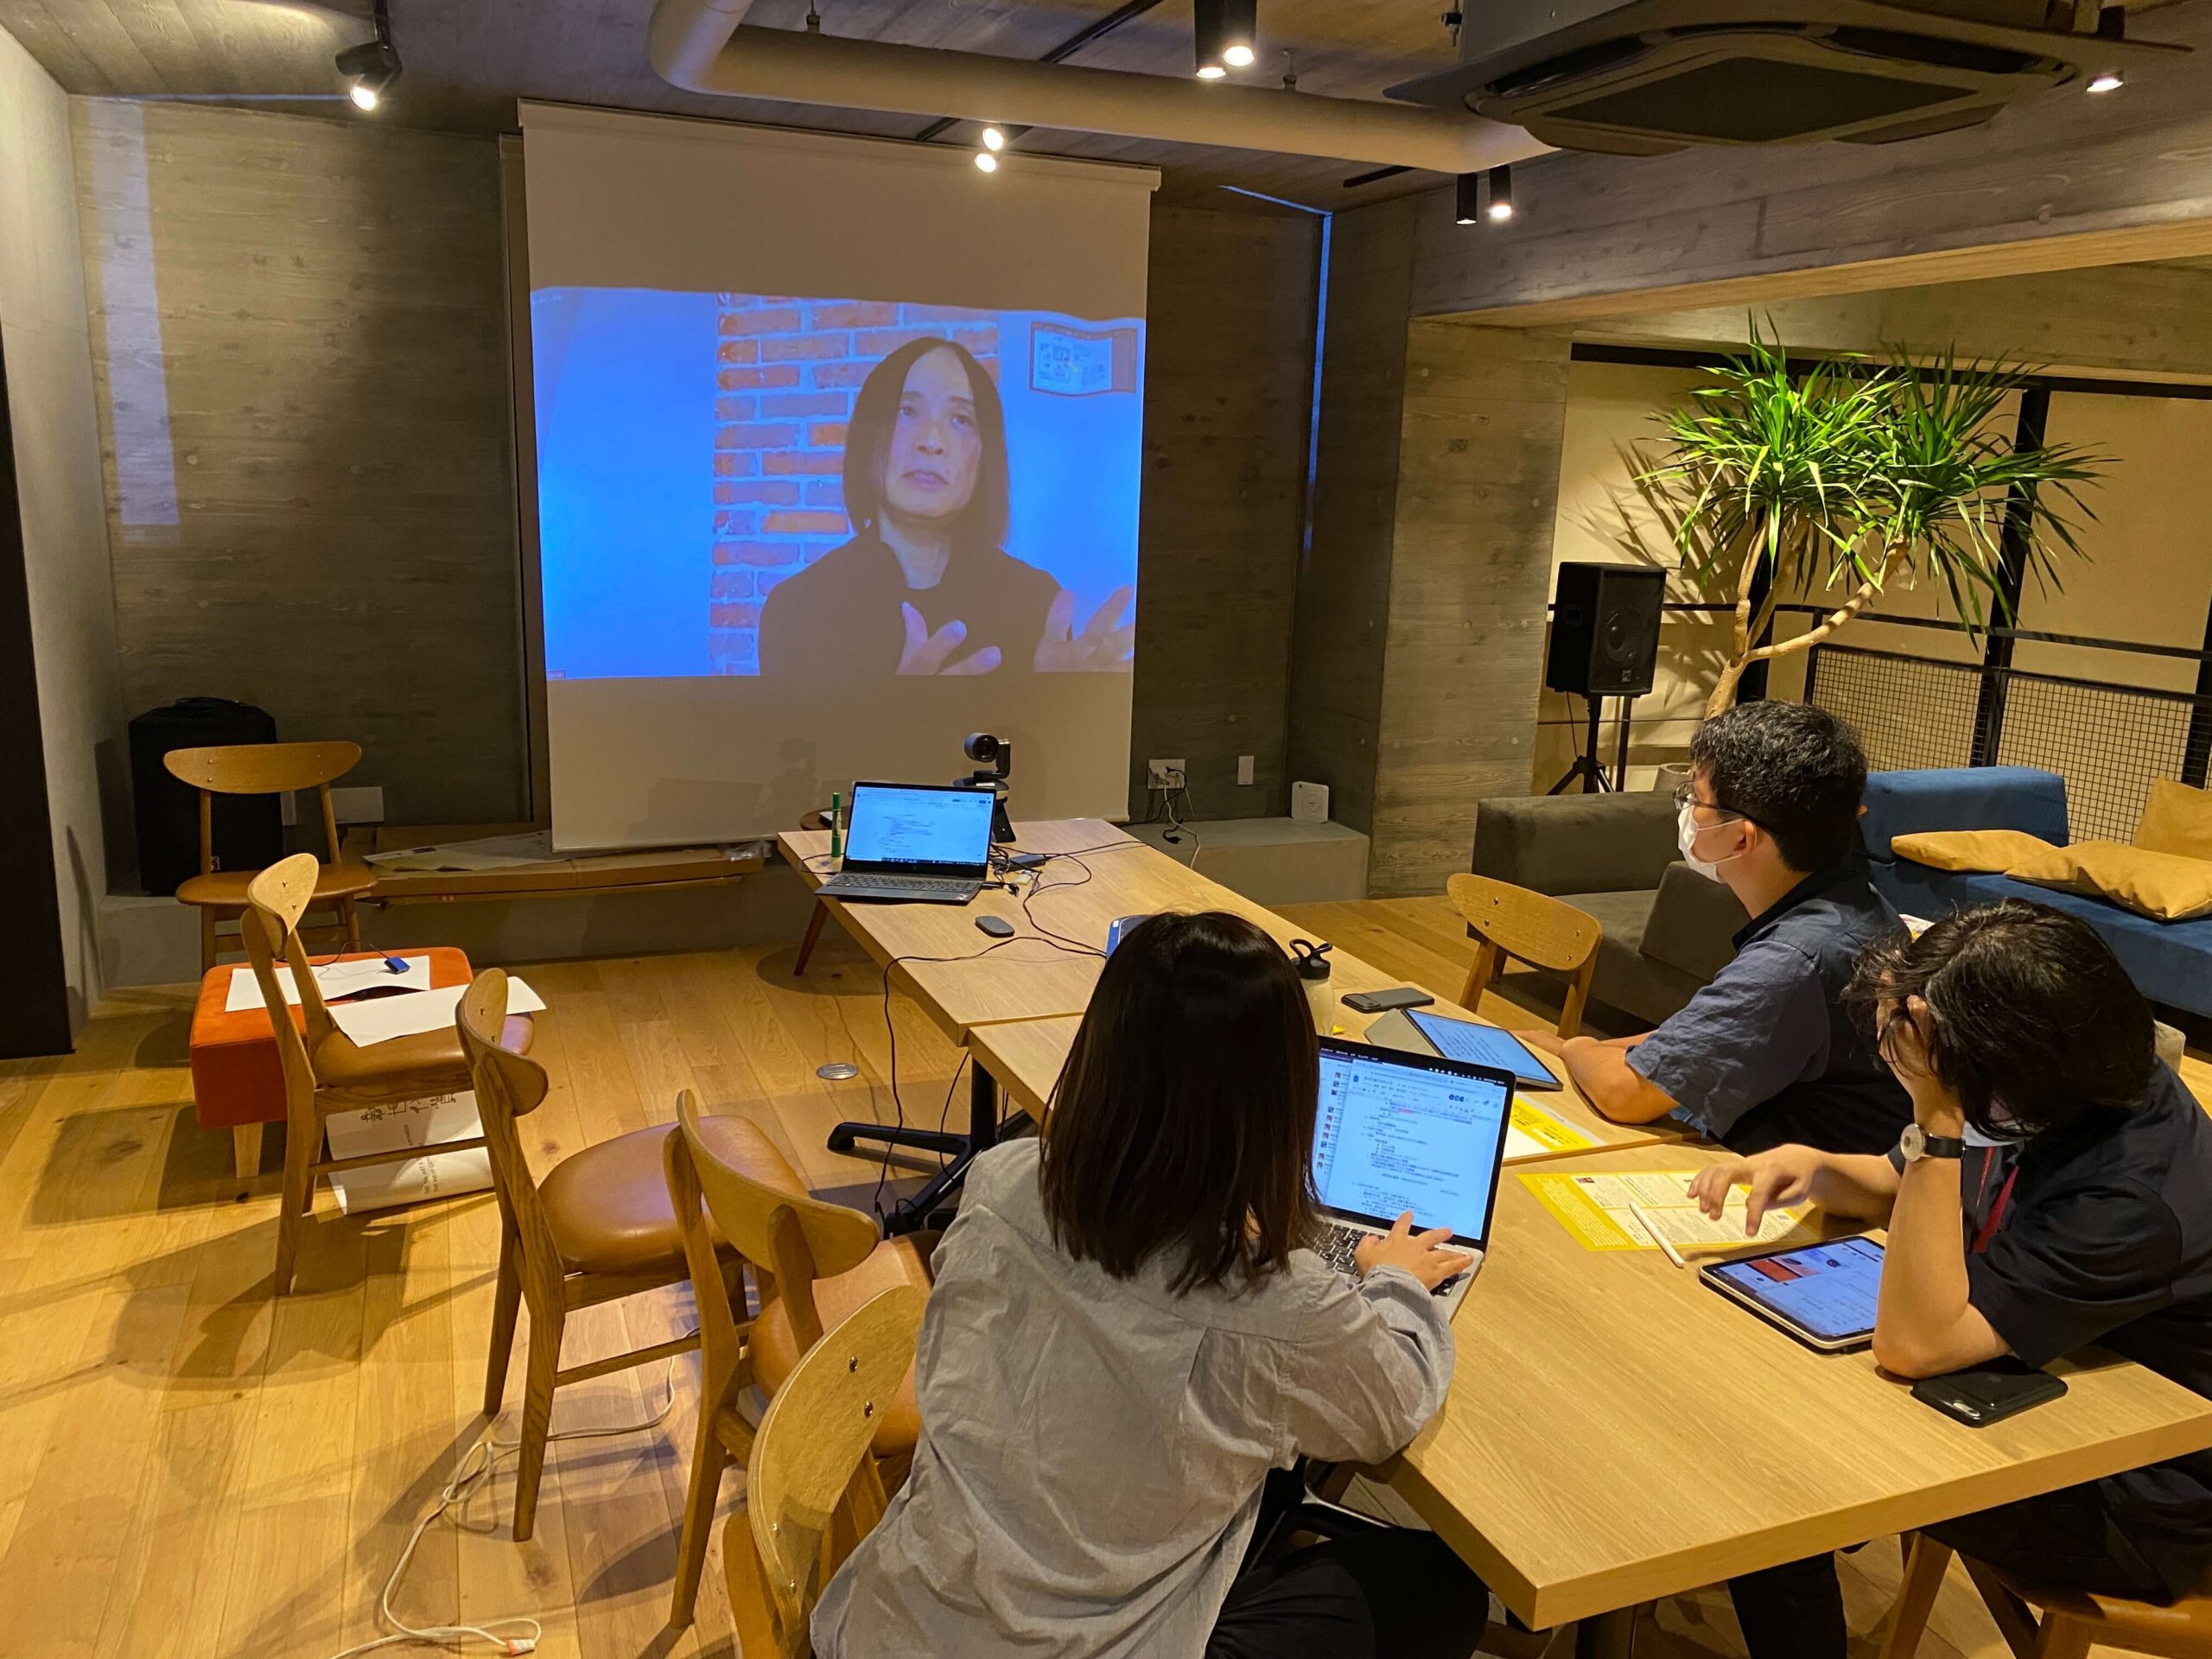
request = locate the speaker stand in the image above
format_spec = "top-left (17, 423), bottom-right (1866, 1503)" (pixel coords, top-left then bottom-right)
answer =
top-left (1548, 695), bottom-right (1615, 795)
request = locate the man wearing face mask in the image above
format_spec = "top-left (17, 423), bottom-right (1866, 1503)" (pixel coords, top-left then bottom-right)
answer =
top-left (1521, 702), bottom-right (1910, 1154)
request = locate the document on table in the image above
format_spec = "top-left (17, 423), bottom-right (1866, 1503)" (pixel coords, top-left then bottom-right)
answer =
top-left (225, 954), bottom-right (433, 1012)
top-left (1520, 1168), bottom-right (1814, 1253)
top-left (1503, 1096), bottom-right (1599, 1162)
top-left (327, 979), bottom-right (546, 1046)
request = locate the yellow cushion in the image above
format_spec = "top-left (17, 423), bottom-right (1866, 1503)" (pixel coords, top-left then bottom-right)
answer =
top-left (2136, 779), bottom-right (2212, 862)
top-left (2007, 840), bottom-right (2212, 923)
top-left (1890, 830), bottom-right (2058, 874)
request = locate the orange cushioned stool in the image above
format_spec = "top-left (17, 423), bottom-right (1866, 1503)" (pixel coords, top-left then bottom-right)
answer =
top-left (190, 947), bottom-right (474, 1181)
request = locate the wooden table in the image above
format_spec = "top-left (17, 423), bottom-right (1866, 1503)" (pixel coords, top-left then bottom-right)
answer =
top-left (965, 1011), bottom-right (1677, 1167)
top-left (1383, 1143), bottom-right (2212, 1645)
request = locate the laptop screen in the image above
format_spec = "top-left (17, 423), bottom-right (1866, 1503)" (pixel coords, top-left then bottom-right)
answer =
top-left (1311, 1040), bottom-right (1514, 1247)
top-left (843, 784), bottom-right (995, 873)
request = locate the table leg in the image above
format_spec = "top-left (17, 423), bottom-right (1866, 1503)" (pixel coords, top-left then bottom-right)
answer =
top-left (1573, 1606), bottom-right (1641, 1659)
top-left (233, 1122), bottom-right (264, 1181)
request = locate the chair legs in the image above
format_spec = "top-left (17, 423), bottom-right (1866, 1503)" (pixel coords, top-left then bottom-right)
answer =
top-left (338, 894), bottom-right (363, 953)
top-left (512, 1305), bottom-right (565, 1543)
top-left (273, 1116), bottom-right (317, 1296)
top-left (1880, 1534), bottom-right (1954, 1659)
top-left (483, 1228), bottom-right (524, 1417)
top-left (794, 901), bottom-right (830, 976)
top-left (200, 906), bottom-right (219, 976)
top-left (671, 1408), bottom-right (734, 1628)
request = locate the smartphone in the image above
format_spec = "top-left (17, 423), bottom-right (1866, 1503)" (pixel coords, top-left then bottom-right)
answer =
top-left (1342, 987), bottom-right (1437, 1014)
top-left (1910, 1359), bottom-right (2068, 1427)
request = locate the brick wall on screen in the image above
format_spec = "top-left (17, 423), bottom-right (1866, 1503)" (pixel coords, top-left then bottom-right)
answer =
top-left (709, 297), bottom-right (1001, 673)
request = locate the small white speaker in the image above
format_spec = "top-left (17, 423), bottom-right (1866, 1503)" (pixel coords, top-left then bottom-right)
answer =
top-left (1291, 781), bottom-right (1330, 824)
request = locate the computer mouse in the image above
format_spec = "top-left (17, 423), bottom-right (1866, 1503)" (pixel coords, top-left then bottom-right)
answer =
top-left (975, 916), bottom-right (1016, 938)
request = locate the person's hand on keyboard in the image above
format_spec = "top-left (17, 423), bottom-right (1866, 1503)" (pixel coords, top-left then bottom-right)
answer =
top-left (1353, 1211), bottom-right (1474, 1291)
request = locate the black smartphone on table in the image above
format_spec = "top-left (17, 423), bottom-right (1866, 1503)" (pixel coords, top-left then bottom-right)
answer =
top-left (1911, 1358), bottom-right (2069, 1427)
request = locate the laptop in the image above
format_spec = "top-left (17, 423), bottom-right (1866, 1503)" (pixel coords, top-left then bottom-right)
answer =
top-left (817, 782), bottom-right (995, 904)
top-left (1307, 1037), bottom-right (1517, 1316)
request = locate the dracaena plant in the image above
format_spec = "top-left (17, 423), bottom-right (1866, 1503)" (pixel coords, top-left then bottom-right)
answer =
top-left (1640, 327), bottom-right (2107, 714)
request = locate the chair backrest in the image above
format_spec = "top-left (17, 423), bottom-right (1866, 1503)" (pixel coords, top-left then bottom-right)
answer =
top-left (166, 740), bottom-right (361, 868)
top-left (731, 1285), bottom-right (925, 1659)
top-left (457, 971), bottom-right (563, 1300)
top-left (675, 1088), bottom-right (880, 1351)
top-left (240, 855), bottom-right (327, 1141)
top-left (1447, 872), bottom-right (1601, 974)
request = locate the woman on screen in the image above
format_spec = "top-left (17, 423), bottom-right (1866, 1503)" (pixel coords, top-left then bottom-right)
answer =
top-left (760, 337), bottom-right (1133, 677)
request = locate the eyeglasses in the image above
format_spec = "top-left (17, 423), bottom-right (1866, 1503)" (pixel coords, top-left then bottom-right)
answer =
top-left (1673, 783), bottom-right (1748, 824)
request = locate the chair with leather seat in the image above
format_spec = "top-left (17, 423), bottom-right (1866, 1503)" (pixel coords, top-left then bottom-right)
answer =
top-left (1883, 1532), bottom-right (2212, 1659)
top-left (168, 740), bottom-right (378, 973)
top-left (457, 971), bottom-right (753, 1543)
top-left (664, 1086), bottom-right (931, 1628)
top-left (241, 855), bottom-right (534, 1296)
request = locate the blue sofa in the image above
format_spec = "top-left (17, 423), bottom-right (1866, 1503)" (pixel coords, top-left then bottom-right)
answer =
top-left (1860, 766), bottom-right (2212, 1017)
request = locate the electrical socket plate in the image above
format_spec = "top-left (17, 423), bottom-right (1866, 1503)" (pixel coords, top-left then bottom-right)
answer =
top-left (329, 785), bottom-right (386, 823)
top-left (1147, 758), bottom-right (1186, 789)
top-left (1236, 754), bottom-right (1255, 786)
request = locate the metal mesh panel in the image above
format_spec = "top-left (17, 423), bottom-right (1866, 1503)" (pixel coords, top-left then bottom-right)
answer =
top-left (1808, 650), bottom-right (1981, 774)
top-left (1993, 677), bottom-right (2194, 843)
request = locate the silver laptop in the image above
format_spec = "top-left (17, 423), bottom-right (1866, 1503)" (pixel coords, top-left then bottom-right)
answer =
top-left (817, 781), bottom-right (995, 904)
top-left (1308, 1036), bottom-right (1516, 1316)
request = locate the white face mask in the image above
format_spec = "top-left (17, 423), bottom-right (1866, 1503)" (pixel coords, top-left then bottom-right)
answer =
top-left (1677, 801), bottom-right (1745, 882)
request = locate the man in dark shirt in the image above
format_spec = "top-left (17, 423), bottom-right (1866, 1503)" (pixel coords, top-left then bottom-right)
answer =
top-left (1690, 901), bottom-right (2212, 1656)
top-left (1523, 702), bottom-right (1911, 1154)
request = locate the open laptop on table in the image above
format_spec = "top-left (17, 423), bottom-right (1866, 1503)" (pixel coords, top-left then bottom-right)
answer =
top-left (1308, 1037), bottom-right (1516, 1315)
top-left (817, 781), bottom-right (995, 904)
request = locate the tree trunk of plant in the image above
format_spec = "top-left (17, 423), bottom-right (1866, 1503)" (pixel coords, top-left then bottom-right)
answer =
top-left (1707, 518), bottom-right (1772, 716)
top-left (1706, 538), bottom-right (1905, 718)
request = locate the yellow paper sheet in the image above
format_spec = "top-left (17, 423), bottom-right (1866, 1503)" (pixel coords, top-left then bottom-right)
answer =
top-left (1519, 1168), bottom-right (1813, 1253)
top-left (1503, 1096), bottom-right (1599, 1162)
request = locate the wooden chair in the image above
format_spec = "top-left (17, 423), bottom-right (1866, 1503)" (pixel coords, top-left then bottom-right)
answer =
top-left (793, 808), bottom-right (833, 975)
top-left (1883, 1532), bottom-right (2212, 1659)
top-left (167, 740), bottom-right (378, 973)
top-left (456, 972), bottom-right (753, 1542)
top-left (664, 1086), bottom-right (931, 1628)
top-left (725, 1284), bottom-right (926, 1659)
top-left (240, 854), bottom-right (532, 1295)
top-left (1446, 871), bottom-right (1604, 1039)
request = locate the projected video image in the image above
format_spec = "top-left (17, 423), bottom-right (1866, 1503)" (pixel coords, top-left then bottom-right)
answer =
top-left (535, 289), bottom-right (1143, 683)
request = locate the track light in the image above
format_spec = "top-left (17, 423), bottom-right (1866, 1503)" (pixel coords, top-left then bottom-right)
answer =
top-left (335, 0), bottom-right (400, 111)
top-left (981, 124), bottom-right (1007, 151)
top-left (975, 150), bottom-right (999, 173)
top-left (2087, 70), bottom-right (2123, 92)
top-left (1454, 172), bottom-right (1479, 226)
top-left (1194, 0), bottom-right (1258, 79)
top-left (1486, 164), bottom-right (1516, 222)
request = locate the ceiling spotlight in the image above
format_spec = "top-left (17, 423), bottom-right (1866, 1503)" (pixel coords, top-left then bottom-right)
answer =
top-left (1194, 0), bottom-right (1258, 79)
top-left (1454, 172), bottom-right (1479, 226)
top-left (975, 150), bottom-right (1000, 173)
top-left (2087, 69), bottom-right (2124, 92)
top-left (981, 124), bottom-right (1007, 151)
top-left (1486, 164), bottom-right (1516, 222)
top-left (335, 0), bottom-right (401, 111)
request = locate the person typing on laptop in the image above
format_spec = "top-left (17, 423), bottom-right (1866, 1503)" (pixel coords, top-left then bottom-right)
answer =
top-left (812, 912), bottom-right (1490, 1659)
top-left (1520, 702), bottom-right (1910, 1155)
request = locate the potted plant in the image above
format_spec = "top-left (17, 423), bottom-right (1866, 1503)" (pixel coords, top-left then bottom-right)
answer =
top-left (1640, 327), bottom-right (2107, 714)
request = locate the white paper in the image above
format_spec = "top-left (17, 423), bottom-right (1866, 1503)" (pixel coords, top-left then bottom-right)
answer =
top-left (362, 831), bottom-right (554, 872)
top-left (225, 954), bottom-right (434, 1013)
top-left (327, 978), bottom-right (547, 1046)
top-left (324, 1089), bottom-right (493, 1212)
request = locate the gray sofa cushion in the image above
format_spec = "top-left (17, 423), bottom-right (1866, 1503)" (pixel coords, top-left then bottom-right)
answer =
top-left (1473, 791), bottom-right (1681, 898)
top-left (1562, 888), bottom-right (1713, 1027)
top-left (1641, 861), bottom-right (1748, 982)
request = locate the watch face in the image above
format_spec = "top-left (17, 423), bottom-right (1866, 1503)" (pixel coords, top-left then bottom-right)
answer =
top-left (1900, 1123), bottom-right (1926, 1161)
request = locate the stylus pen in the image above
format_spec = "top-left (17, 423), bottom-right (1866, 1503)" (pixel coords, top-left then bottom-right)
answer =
top-left (1627, 1203), bottom-right (1688, 1268)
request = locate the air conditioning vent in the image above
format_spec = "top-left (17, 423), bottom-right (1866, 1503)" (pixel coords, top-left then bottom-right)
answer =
top-left (1552, 54), bottom-right (1966, 143)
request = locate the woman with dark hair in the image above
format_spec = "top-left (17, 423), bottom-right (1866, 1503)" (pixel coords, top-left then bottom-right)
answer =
top-left (1688, 900), bottom-right (2212, 1658)
top-left (812, 912), bottom-right (1488, 1659)
top-left (759, 336), bottom-right (1133, 677)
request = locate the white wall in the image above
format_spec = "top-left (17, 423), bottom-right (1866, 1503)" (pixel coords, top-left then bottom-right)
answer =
top-left (0, 24), bottom-right (124, 1030)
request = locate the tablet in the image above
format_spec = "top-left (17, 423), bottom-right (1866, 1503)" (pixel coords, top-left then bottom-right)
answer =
top-left (1700, 1236), bottom-right (1885, 1352)
top-left (1404, 1009), bottom-right (1562, 1090)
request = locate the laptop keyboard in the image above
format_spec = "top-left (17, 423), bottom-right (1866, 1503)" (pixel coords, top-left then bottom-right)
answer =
top-left (832, 874), bottom-right (971, 893)
top-left (1316, 1220), bottom-right (1465, 1299)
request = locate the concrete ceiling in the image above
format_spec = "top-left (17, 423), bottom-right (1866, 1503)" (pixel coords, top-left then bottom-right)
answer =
top-left (0, 0), bottom-right (1474, 209)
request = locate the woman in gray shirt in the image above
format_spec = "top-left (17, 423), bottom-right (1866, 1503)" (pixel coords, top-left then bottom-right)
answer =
top-left (813, 911), bottom-right (1488, 1659)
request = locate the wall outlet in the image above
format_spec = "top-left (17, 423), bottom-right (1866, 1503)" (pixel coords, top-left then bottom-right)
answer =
top-left (1147, 759), bottom-right (1186, 790)
top-left (329, 785), bottom-right (386, 823)
top-left (279, 791), bottom-right (297, 828)
top-left (1236, 754), bottom-right (1255, 787)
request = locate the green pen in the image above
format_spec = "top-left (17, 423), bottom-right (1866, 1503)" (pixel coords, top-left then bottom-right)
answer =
top-left (829, 791), bottom-right (842, 861)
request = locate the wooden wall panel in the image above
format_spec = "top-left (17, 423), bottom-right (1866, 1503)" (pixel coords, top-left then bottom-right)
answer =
top-left (73, 100), bottom-right (524, 826)
top-left (1287, 195), bottom-right (1416, 836)
top-left (1370, 322), bottom-right (1573, 896)
top-left (1128, 202), bottom-right (1320, 820)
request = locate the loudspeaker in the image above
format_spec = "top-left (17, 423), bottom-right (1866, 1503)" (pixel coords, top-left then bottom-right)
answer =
top-left (129, 698), bottom-right (282, 896)
top-left (1545, 563), bottom-right (1664, 697)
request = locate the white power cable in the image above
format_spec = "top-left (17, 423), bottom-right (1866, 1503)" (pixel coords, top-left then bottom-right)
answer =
top-left (324, 1348), bottom-right (690, 1658)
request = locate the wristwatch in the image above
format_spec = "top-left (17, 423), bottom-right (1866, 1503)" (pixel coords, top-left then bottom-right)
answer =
top-left (1899, 1122), bottom-right (1966, 1164)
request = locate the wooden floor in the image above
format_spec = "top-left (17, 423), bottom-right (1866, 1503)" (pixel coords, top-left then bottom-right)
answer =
top-left (0, 899), bottom-right (2193, 1658)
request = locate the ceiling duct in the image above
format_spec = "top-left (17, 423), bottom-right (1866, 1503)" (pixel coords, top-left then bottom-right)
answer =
top-left (1388, 0), bottom-right (2183, 154)
top-left (647, 0), bottom-right (1548, 174)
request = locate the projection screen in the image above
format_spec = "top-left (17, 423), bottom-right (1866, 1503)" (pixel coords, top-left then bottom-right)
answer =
top-left (518, 104), bottom-right (1157, 849)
